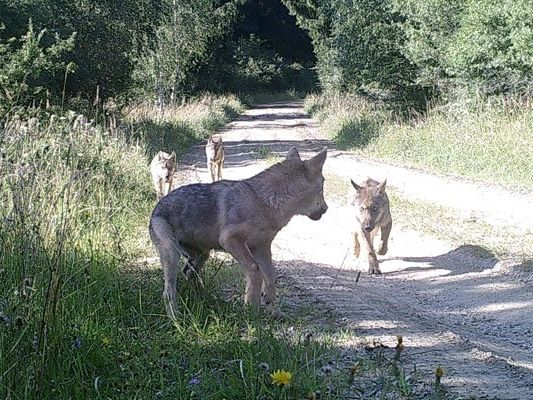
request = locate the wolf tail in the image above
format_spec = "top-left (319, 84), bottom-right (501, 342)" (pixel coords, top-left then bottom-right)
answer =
top-left (149, 216), bottom-right (181, 317)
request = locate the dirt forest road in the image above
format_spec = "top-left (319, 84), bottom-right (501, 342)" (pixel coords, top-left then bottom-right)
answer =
top-left (177, 101), bottom-right (533, 399)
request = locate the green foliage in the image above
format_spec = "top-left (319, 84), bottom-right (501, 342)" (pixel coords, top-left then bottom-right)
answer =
top-left (0, 21), bottom-right (74, 117)
top-left (134, 0), bottom-right (241, 103)
top-left (395, 0), bottom-right (533, 95)
top-left (306, 92), bottom-right (533, 189)
top-left (1, 0), bottom-right (161, 101)
top-left (283, 0), bottom-right (416, 96)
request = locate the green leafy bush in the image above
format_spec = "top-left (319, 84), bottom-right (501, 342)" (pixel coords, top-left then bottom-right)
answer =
top-left (0, 21), bottom-right (74, 117)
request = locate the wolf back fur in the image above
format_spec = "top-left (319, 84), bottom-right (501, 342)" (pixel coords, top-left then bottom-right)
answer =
top-left (149, 146), bottom-right (328, 317)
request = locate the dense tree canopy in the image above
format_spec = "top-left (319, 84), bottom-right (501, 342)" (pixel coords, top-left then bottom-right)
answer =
top-left (1, 0), bottom-right (531, 115)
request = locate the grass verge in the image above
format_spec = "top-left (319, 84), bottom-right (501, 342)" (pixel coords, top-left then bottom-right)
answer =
top-left (307, 93), bottom-right (533, 191)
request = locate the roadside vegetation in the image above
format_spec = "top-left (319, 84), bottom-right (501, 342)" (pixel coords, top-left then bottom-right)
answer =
top-left (0, 96), bottom-right (251, 399)
top-left (285, 0), bottom-right (532, 190)
top-left (307, 93), bottom-right (533, 190)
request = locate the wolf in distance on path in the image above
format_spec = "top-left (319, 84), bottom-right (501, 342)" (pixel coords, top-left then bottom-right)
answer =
top-left (350, 178), bottom-right (392, 275)
top-left (149, 146), bottom-right (328, 317)
top-left (205, 135), bottom-right (225, 182)
top-left (150, 151), bottom-right (177, 200)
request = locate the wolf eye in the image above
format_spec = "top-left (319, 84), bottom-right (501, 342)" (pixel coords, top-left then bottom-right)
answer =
top-left (359, 206), bottom-right (365, 212)
top-left (370, 206), bottom-right (378, 212)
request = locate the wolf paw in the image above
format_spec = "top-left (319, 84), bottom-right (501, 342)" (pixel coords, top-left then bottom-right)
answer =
top-left (377, 242), bottom-right (388, 255)
top-left (368, 259), bottom-right (381, 275)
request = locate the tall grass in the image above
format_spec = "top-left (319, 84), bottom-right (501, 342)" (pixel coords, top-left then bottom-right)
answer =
top-left (0, 111), bottom-right (152, 398)
top-left (124, 94), bottom-right (244, 158)
top-left (306, 93), bottom-right (533, 190)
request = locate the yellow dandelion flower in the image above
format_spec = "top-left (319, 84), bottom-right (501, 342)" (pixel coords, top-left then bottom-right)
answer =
top-left (435, 366), bottom-right (444, 378)
top-left (102, 337), bottom-right (111, 347)
top-left (271, 369), bottom-right (292, 386)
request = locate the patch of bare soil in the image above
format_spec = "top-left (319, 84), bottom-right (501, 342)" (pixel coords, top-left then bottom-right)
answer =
top-left (176, 101), bottom-right (533, 399)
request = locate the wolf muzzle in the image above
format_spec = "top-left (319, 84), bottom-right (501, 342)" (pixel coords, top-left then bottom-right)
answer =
top-left (309, 206), bottom-right (328, 221)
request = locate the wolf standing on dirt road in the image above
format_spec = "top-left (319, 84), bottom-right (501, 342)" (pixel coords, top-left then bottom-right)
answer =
top-left (149, 147), bottom-right (328, 317)
top-left (351, 178), bottom-right (392, 275)
top-left (205, 135), bottom-right (225, 182)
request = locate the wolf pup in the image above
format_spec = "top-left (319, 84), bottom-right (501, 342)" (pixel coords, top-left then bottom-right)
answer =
top-left (150, 151), bottom-right (177, 199)
top-left (205, 135), bottom-right (225, 182)
top-left (350, 178), bottom-right (392, 275)
top-left (149, 147), bottom-right (328, 317)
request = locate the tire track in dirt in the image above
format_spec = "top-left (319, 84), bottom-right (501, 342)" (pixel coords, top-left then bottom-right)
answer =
top-left (176, 101), bottom-right (533, 399)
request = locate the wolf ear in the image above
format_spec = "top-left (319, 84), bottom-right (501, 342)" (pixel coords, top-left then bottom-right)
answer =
top-left (377, 179), bottom-right (387, 194)
top-left (351, 179), bottom-right (362, 191)
top-left (169, 151), bottom-right (176, 161)
top-left (157, 151), bottom-right (165, 160)
top-left (307, 147), bottom-right (327, 172)
top-left (286, 147), bottom-right (301, 161)
top-left (207, 136), bottom-right (213, 143)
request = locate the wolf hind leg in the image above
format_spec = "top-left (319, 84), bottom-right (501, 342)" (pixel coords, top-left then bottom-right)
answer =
top-left (181, 246), bottom-right (209, 288)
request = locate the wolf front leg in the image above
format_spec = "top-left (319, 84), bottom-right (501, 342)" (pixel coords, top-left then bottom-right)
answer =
top-left (378, 221), bottom-right (392, 255)
top-left (358, 227), bottom-right (380, 275)
top-left (164, 177), bottom-right (173, 196)
top-left (207, 161), bottom-right (215, 182)
top-left (353, 231), bottom-right (361, 257)
top-left (220, 233), bottom-right (262, 307)
top-left (251, 244), bottom-right (276, 307)
top-left (216, 162), bottom-right (223, 181)
top-left (157, 179), bottom-right (164, 200)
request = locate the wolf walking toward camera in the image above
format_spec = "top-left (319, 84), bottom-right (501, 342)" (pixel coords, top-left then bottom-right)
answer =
top-left (150, 151), bottom-right (176, 199)
top-left (205, 135), bottom-right (224, 182)
top-left (149, 147), bottom-right (328, 317)
top-left (351, 178), bottom-right (392, 275)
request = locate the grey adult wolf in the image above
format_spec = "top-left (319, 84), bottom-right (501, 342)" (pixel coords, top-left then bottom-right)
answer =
top-left (205, 135), bottom-right (225, 182)
top-left (149, 147), bottom-right (328, 317)
top-left (150, 151), bottom-right (176, 199)
top-left (350, 178), bottom-right (392, 275)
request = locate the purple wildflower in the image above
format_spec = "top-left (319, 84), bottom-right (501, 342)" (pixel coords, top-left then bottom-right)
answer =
top-left (73, 337), bottom-right (82, 349)
top-left (188, 374), bottom-right (201, 386)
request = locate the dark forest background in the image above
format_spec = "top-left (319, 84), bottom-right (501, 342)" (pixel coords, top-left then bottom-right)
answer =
top-left (2, 0), bottom-right (532, 116)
